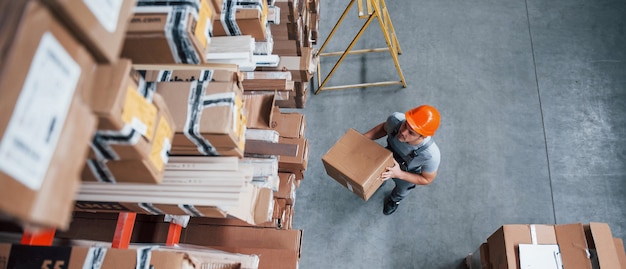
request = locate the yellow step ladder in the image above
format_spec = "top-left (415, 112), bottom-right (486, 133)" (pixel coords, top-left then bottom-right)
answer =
top-left (315, 0), bottom-right (407, 94)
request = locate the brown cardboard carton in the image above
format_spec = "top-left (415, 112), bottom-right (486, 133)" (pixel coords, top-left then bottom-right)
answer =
top-left (122, 5), bottom-right (209, 64)
top-left (269, 107), bottom-right (305, 138)
top-left (148, 93), bottom-right (176, 172)
top-left (85, 59), bottom-right (157, 161)
top-left (40, 0), bottom-right (137, 63)
top-left (487, 224), bottom-right (593, 269)
top-left (554, 223), bottom-right (592, 269)
top-left (184, 224), bottom-right (302, 253)
top-left (0, 1), bottom-right (97, 230)
top-left (486, 224), bottom-right (556, 269)
top-left (584, 222), bottom-right (623, 269)
top-left (183, 225), bottom-right (303, 269)
top-left (82, 93), bottom-right (175, 184)
top-left (321, 128), bottom-right (394, 201)
top-left (213, 2), bottom-right (268, 41)
top-left (157, 81), bottom-right (246, 154)
top-left (273, 39), bottom-right (301, 56)
top-left (275, 173), bottom-right (296, 205)
top-left (0, 98), bottom-right (95, 230)
top-left (278, 137), bottom-right (309, 173)
top-left (243, 94), bottom-right (275, 129)
top-left (123, 8), bottom-right (178, 63)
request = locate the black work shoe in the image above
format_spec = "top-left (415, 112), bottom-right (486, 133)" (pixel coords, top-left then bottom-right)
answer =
top-left (383, 197), bottom-right (400, 215)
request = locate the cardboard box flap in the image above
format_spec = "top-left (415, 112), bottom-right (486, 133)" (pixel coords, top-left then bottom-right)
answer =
top-left (243, 94), bottom-right (274, 129)
top-left (270, 107), bottom-right (305, 138)
top-left (585, 222), bottom-right (622, 268)
top-left (554, 223), bottom-right (592, 269)
top-left (486, 224), bottom-right (556, 269)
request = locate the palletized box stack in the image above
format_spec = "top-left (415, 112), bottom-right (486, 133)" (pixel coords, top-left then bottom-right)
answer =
top-left (0, 0), bottom-right (315, 268)
top-left (0, 241), bottom-right (261, 269)
top-left (205, 0), bottom-right (320, 108)
top-left (139, 68), bottom-right (248, 158)
top-left (465, 222), bottom-right (626, 269)
top-left (258, 0), bottom-right (320, 109)
top-left (154, 71), bottom-right (247, 158)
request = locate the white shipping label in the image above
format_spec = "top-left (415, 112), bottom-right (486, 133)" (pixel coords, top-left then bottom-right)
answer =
top-left (83, 0), bottom-right (123, 32)
top-left (519, 244), bottom-right (563, 269)
top-left (0, 32), bottom-right (81, 190)
top-left (130, 117), bottom-right (148, 136)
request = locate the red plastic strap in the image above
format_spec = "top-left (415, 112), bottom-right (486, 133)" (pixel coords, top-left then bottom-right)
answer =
top-left (111, 212), bottom-right (136, 249)
top-left (21, 228), bottom-right (56, 246)
top-left (166, 222), bottom-right (182, 246)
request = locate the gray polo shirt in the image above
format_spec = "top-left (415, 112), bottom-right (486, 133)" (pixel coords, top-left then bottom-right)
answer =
top-left (385, 112), bottom-right (441, 173)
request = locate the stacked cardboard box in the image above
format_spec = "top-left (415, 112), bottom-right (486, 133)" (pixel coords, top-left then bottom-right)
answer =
top-left (0, 0), bottom-right (100, 230)
top-left (196, 0), bottom-right (319, 108)
top-left (466, 222), bottom-right (626, 269)
top-left (122, 0), bottom-right (216, 64)
top-left (0, 1), bottom-right (314, 267)
top-left (0, 242), bottom-right (261, 269)
top-left (213, 0), bottom-right (269, 42)
top-left (273, 0), bottom-right (319, 108)
top-left (41, 0), bottom-right (137, 63)
top-left (184, 223), bottom-right (303, 269)
top-left (306, 0), bottom-right (320, 46)
top-left (155, 71), bottom-right (247, 157)
top-left (81, 59), bottom-right (176, 184)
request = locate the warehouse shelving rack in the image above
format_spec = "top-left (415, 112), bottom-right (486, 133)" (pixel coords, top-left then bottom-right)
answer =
top-left (19, 212), bottom-right (185, 248)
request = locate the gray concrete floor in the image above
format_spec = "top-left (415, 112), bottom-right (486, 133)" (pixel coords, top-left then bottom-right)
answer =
top-left (292, 0), bottom-right (626, 268)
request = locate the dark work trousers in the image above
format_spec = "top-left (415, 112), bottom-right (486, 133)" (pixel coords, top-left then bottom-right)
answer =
top-left (389, 177), bottom-right (416, 202)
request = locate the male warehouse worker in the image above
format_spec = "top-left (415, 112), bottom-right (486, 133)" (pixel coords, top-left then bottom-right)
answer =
top-left (364, 105), bottom-right (441, 215)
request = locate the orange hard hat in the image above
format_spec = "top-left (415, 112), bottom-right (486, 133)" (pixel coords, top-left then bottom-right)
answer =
top-left (405, 105), bottom-right (440, 136)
